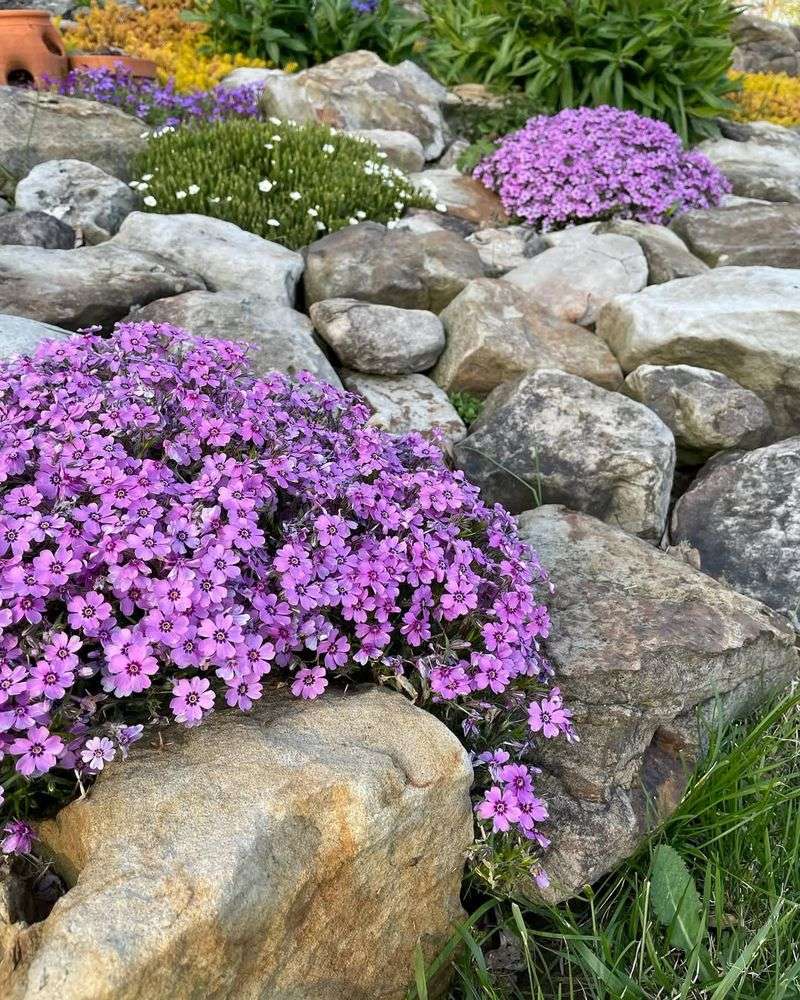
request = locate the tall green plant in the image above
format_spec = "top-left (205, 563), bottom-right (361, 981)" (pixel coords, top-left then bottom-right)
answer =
top-left (422, 0), bottom-right (740, 142)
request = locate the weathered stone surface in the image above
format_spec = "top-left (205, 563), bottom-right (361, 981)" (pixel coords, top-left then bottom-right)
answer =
top-left (0, 315), bottom-right (71, 361)
top-left (432, 279), bottom-right (622, 396)
top-left (130, 291), bottom-right (341, 387)
top-left (309, 298), bottom-right (444, 374)
top-left (454, 370), bottom-right (675, 539)
top-left (698, 122), bottom-right (800, 203)
top-left (348, 128), bottom-right (425, 173)
top-left (465, 226), bottom-right (546, 278)
top-left (259, 51), bottom-right (450, 160)
top-left (0, 211), bottom-right (74, 249)
top-left (303, 222), bottom-right (483, 312)
top-left (671, 438), bottom-right (800, 624)
top-left (0, 244), bottom-right (203, 331)
top-left (396, 208), bottom-right (476, 238)
top-left (596, 266), bottom-right (800, 437)
top-left (517, 505), bottom-right (797, 902)
top-left (3, 687), bottom-right (473, 1000)
top-left (438, 139), bottom-right (470, 170)
top-left (15, 159), bottom-right (138, 245)
top-left (542, 222), bottom-right (601, 247)
top-left (671, 202), bottom-right (800, 268)
top-left (111, 213), bottom-right (303, 305)
top-left (409, 169), bottom-right (508, 227)
top-left (732, 13), bottom-right (800, 76)
top-left (503, 235), bottom-right (648, 326)
top-left (218, 66), bottom-right (280, 91)
top-left (598, 219), bottom-right (708, 284)
top-left (0, 87), bottom-right (146, 181)
top-left (625, 364), bottom-right (773, 463)
top-left (341, 370), bottom-right (466, 446)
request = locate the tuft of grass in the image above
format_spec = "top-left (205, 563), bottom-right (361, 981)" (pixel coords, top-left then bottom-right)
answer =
top-left (411, 690), bottom-right (800, 999)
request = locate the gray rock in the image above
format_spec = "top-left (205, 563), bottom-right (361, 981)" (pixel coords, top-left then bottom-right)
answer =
top-left (4, 687), bottom-right (472, 1000)
top-left (542, 222), bottom-right (601, 247)
top-left (130, 291), bottom-right (341, 387)
top-left (0, 244), bottom-right (203, 330)
top-left (517, 505), bottom-right (797, 902)
top-left (15, 159), bottom-right (138, 245)
top-left (598, 219), bottom-right (708, 284)
top-left (0, 0), bottom-right (73, 12)
top-left (259, 51), bottom-right (450, 160)
top-left (217, 67), bottom-right (282, 91)
top-left (347, 129), bottom-right (425, 173)
top-left (309, 298), bottom-right (444, 374)
top-left (0, 210), bottom-right (74, 249)
top-left (596, 266), bottom-right (800, 438)
top-left (732, 13), bottom-right (800, 76)
top-left (0, 87), bottom-right (146, 181)
top-left (111, 213), bottom-right (303, 306)
top-left (698, 123), bottom-right (800, 203)
top-left (438, 139), bottom-right (470, 170)
top-left (432, 278), bottom-right (622, 396)
top-left (408, 169), bottom-right (508, 227)
top-left (671, 438), bottom-right (800, 624)
top-left (397, 208), bottom-right (476, 238)
top-left (671, 202), bottom-right (800, 268)
top-left (341, 371), bottom-right (466, 446)
top-left (0, 314), bottom-right (71, 361)
top-left (303, 222), bottom-right (483, 312)
top-left (503, 235), bottom-right (648, 326)
top-left (454, 369), bottom-right (675, 539)
top-left (465, 226), bottom-right (546, 277)
top-left (0, 197), bottom-right (8, 215)
top-left (624, 364), bottom-right (773, 464)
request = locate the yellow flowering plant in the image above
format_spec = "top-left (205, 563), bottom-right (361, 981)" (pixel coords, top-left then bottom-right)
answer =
top-left (728, 70), bottom-right (800, 126)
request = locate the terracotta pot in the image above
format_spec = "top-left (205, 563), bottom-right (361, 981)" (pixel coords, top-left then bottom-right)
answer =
top-left (0, 10), bottom-right (68, 87)
top-left (68, 54), bottom-right (158, 80)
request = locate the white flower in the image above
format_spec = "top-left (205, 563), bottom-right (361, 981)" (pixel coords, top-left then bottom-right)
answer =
top-left (271, 134), bottom-right (282, 142)
top-left (377, 151), bottom-right (388, 159)
top-left (143, 195), bottom-right (157, 207)
top-left (226, 196), bottom-right (233, 202)
top-left (188, 184), bottom-right (200, 195)
top-left (128, 180), bottom-right (139, 188)
top-left (139, 130), bottom-right (150, 139)
top-left (307, 208), bottom-right (318, 217)
top-left (267, 218), bottom-right (280, 227)
top-left (356, 210), bottom-right (366, 219)
top-left (348, 217), bottom-right (359, 225)
top-left (289, 191), bottom-right (301, 201)
top-left (269, 116), bottom-right (282, 125)
top-left (435, 202), bottom-right (448, 213)
top-left (142, 173), bottom-right (153, 181)
top-left (137, 182), bottom-right (149, 191)
top-left (322, 143), bottom-right (335, 154)
top-left (264, 143), bottom-right (273, 150)
top-left (209, 196), bottom-right (221, 204)
top-left (315, 221), bottom-right (327, 231)
top-left (394, 201), bottom-right (404, 211)
top-left (175, 190), bottom-right (187, 200)
top-left (258, 179), bottom-right (274, 193)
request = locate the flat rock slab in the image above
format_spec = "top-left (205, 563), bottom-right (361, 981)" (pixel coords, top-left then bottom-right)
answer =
top-left (130, 290), bottom-right (342, 387)
top-left (596, 266), bottom-right (800, 438)
top-left (0, 245), bottom-right (203, 330)
top-left (409, 170), bottom-right (508, 227)
top-left (671, 202), bottom-right (800, 268)
top-left (3, 687), bottom-right (473, 1000)
top-left (518, 505), bottom-right (798, 902)
top-left (111, 213), bottom-right (304, 306)
top-left (598, 219), bottom-right (708, 284)
top-left (453, 369), bottom-right (675, 540)
top-left (0, 315), bottom-right (71, 361)
top-left (671, 437), bottom-right (800, 625)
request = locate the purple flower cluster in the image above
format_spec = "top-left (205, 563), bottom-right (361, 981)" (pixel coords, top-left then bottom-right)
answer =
top-left (52, 67), bottom-right (261, 129)
top-left (473, 105), bottom-right (731, 231)
top-left (0, 323), bottom-right (573, 880)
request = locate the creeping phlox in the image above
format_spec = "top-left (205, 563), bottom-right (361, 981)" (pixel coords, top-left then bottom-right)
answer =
top-left (0, 324), bottom-right (574, 885)
top-left (474, 105), bottom-right (731, 232)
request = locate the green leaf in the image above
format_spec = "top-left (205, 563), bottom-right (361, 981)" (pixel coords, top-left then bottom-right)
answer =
top-left (650, 844), bottom-right (703, 955)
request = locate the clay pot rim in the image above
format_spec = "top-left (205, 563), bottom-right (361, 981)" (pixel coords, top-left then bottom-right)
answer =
top-left (0, 9), bottom-right (55, 16)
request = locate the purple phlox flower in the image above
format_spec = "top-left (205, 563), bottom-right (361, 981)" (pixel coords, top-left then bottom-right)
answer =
top-left (81, 736), bottom-right (116, 772)
top-left (170, 676), bottom-right (215, 726)
top-left (475, 786), bottom-right (522, 833)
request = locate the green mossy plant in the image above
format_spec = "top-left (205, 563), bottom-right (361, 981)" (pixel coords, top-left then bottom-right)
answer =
top-left (131, 117), bottom-right (432, 249)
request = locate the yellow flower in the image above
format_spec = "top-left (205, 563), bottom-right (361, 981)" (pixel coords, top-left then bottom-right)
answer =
top-left (727, 70), bottom-right (800, 127)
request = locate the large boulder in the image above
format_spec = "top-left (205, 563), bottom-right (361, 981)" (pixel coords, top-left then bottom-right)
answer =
top-left (259, 51), bottom-right (450, 160)
top-left (502, 235), bottom-right (648, 326)
top-left (15, 159), bottom-right (138, 245)
top-left (596, 266), bottom-right (800, 437)
top-left (0, 245), bottom-right (203, 330)
top-left (671, 438), bottom-right (800, 625)
top-left (347, 129), bottom-right (425, 173)
top-left (0, 211), bottom-right (74, 249)
top-left (408, 169), bottom-right (508, 227)
top-left (731, 13), bottom-right (800, 76)
top-left (2, 687), bottom-right (473, 1000)
top-left (517, 506), bottom-right (797, 902)
top-left (0, 87), bottom-right (146, 181)
top-left (0, 315), bottom-right (71, 361)
top-left (432, 278), bottom-right (622, 396)
top-left (341, 371), bottom-right (467, 447)
top-left (453, 370), bottom-right (675, 540)
top-left (309, 298), bottom-right (445, 374)
top-left (111, 213), bottom-right (304, 306)
top-left (303, 222), bottom-right (483, 312)
top-left (671, 202), bottom-right (800, 268)
top-left (464, 226), bottom-right (546, 278)
top-left (624, 364), bottom-right (773, 464)
top-left (597, 219), bottom-right (708, 284)
top-left (129, 291), bottom-right (342, 387)
top-left (698, 122), bottom-right (800, 203)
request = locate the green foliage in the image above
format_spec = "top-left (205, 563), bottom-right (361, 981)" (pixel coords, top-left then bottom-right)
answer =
top-left (184, 0), bottom-right (425, 68)
top-left (132, 118), bottom-right (432, 250)
top-left (448, 391), bottom-right (484, 427)
top-left (421, 0), bottom-right (739, 142)
top-left (412, 692), bottom-right (800, 999)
